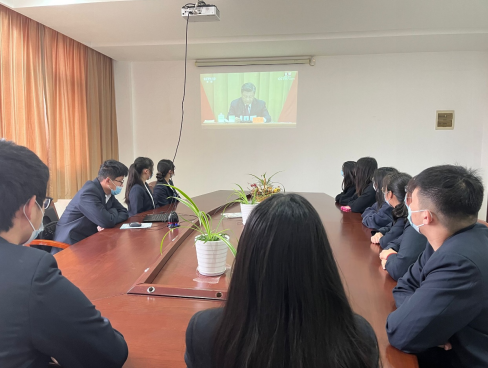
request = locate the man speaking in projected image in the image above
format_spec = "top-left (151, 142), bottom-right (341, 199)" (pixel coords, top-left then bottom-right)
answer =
top-left (227, 82), bottom-right (272, 123)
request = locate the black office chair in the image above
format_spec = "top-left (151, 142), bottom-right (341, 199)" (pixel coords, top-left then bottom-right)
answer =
top-left (30, 199), bottom-right (65, 253)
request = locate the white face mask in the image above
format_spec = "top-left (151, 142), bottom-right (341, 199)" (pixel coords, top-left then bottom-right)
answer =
top-left (23, 201), bottom-right (44, 245)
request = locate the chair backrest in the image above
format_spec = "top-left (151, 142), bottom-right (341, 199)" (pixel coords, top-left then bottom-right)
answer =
top-left (477, 219), bottom-right (488, 227)
top-left (43, 206), bottom-right (59, 226)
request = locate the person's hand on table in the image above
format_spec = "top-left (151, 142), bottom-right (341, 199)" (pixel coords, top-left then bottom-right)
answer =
top-left (379, 249), bottom-right (397, 269)
top-left (371, 233), bottom-right (383, 244)
top-left (438, 342), bottom-right (452, 351)
top-left (97, 226), bottom-right (104, 232)
top-left (380, 248), bottom-right (397, 260)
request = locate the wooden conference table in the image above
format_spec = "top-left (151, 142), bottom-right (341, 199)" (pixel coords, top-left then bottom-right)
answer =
top-left (54, 191), bottom-right (418, 368)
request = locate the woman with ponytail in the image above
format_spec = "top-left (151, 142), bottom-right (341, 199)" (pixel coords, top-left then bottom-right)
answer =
top-left (377, 173), bottom-right (427, 281)
top-left (361, 167), bottom-right (398, 230)
top-left (125, 157), bottom-right (155, 217)
top-left (153, 159), bottom-right (179, 208)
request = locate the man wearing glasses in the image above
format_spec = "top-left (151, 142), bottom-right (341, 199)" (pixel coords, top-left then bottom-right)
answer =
top-left (0, 141), bottom-right (128, 367)
top-left (53, 160), bottom-right (129, 251)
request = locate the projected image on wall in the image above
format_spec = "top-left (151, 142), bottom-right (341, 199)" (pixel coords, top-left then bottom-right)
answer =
top-left (200, 71), bottom-right (298, 126)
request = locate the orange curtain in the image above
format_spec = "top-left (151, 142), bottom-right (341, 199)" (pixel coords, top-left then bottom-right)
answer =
top-left (0, 5), bottom-right (119, 200)
top-left (86, 48), bottom-right (119, 179)
top-left (42, 27), bottom-right (90, 199)
top-left (0, 8), bottom-right (48, 164)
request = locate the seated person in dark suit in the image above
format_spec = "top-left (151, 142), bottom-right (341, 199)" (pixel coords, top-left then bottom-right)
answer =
top-left (343, 157), bottom-right (378, 213)
top-left (386, 165), bottom-right (488, 368)
top-left (125, 157), bottom-right (155, 217)
top-left (227, 82), bottom-right (272, 123)
top-left (378, 173), bottom-right (427, 281)
top-left (153, 159), bottom-right (179, 208)
top-left (361, 167), bottom-right (398, 230)
top-left (53, 160), bottom-right (129, 250)
top-left (335, 160), bottom-right (356, 205)
top-left (0, 140), bottom-right (128, 368)
top-left (185, 193), bottom-right (379, 368)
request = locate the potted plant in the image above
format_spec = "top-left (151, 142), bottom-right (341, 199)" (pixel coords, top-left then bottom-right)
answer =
top-left (233, 184), bottom-right (259, 225)
top-left (249, 171), bottom-right (284, 202)
top-left (160, 185), bottom-right (236, 276)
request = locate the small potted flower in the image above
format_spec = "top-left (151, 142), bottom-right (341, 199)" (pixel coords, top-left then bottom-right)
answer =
top-left (160, 185), bottom-right (235, 276)
top-left (249, 172), bottom-right (283, 202)
top-left (233, 184), bottom-right (259, 225)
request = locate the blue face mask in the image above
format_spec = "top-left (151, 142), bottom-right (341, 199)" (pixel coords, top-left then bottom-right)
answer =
top-left (110, 179), bottom-right (123, 196)
top-left (341, 170), bottom-right (344, 177)
top-left (405, 200), bottom-right (427, 233)
top-left (383, 191), bottom-right (391, 207)
top-left (23, 201), bottom-right (44, 245)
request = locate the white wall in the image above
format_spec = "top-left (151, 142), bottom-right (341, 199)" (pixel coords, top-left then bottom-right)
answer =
top-left (114, 52), bottom-right (488, 218)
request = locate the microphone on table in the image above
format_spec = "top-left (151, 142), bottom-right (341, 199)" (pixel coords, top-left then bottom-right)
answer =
top-left (168, 211), bottom-right (180, 229)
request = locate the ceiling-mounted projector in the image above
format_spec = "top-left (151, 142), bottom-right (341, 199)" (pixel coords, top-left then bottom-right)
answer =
top-left (181, 2), bottom-right (220, 22)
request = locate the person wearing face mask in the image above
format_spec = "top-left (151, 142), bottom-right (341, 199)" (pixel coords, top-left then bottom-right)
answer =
top-left (377, 173), bottom-right (427, 281)
top-left (386, 165), bottom-right (488, 368)
top-left (342, 157), bottom-right (378, 213)
top-left (362, 167), bottom-right (398, 230)
top-left (335, 161), bottom-right (357, 205)
top-left (0, 141), bottom-right (128, 368)
top-left (53, 159), bottom-right (129, 250)
top-left (153, 159), bottom-right (179, 208)
top-left (125, 157), bottom-right (155, 217)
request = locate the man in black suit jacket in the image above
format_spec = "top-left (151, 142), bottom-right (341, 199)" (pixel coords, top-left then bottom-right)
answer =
top-left (228, 82), bottom-right (272, 123)
top-left (54, 160), bottom-right (129, 249)
top-left (0, 140), bottom-right (128, 368)
top-left (386, 165), bottom-right (488, 368)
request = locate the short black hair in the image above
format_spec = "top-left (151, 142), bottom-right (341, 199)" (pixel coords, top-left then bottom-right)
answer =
top-left (241, 83), bottom-right (256, 94)
top-left (97, 160), bottom-right (129, 180)
top-left (408, 165), bottom-right (483, 228)
top-left (0, 140), bottom-right (49, 232)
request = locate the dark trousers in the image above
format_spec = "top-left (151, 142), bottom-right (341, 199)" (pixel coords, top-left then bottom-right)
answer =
top-left (417, 348), bottom-right (454, 368)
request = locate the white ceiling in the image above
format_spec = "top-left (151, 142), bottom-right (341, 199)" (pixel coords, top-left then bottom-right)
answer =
top-left (2, 0), bottom-right (488, 61)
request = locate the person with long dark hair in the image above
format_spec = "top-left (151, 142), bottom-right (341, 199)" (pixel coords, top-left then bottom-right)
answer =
top-left (185, 193), bottom-right (379, 368)
top-left (343, 157), bottom-right (378, 213)
top-left (379, 173), bottom-right (427, 281)
top-left (125, 157), bottom-right (155, 217)
top-left (335, 161), bottom-right (356, 205)
top-left (362, 167), bottom-right (398, 230)
top-left (153, 159), bottom-right (179, 208)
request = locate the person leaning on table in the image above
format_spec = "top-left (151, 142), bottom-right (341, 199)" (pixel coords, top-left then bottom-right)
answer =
top-left (0, 140), bottom-right (128, 368)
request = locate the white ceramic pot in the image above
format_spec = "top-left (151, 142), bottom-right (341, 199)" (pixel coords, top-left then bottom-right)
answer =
top-left (240, 203), bottom-right (259, 225)
top-left (195, 235), bottom-right (229, 276)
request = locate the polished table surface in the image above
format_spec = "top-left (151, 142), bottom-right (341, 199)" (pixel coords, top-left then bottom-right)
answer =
top-left (54, 191), bottom-right (418, 368)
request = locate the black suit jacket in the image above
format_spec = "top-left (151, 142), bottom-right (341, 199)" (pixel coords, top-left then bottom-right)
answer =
top-left (128, 183), bottom-right (155, 217)
top-left (153, 179), bottom-right (179, 208)
top-left (227, 97), bottom-right (272, 122)
top-left (185, 308), bottom-right (379, 368)
top-left (348, 182), bottom-right (376, 213)
top-left (379, 217), bottom-right (406, 249)
top-left (0, 236), bottom-right (128, 368)
top-left (384, 223), bottom-right (427, 281)
top-left (54, 179), bottom-right (128, 245)
top-left (335, 185), bottom-right (356, 206)
top-left (387, 223), bottom-right (488, 367)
